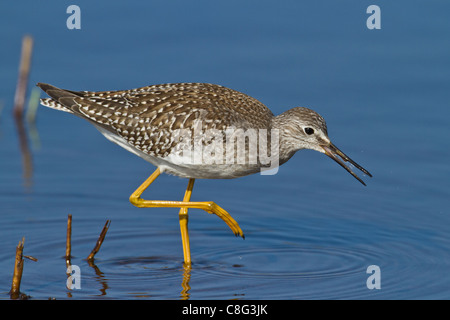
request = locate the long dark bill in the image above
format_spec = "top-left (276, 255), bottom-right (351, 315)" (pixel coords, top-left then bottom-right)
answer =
top-left (322, 143), bottom-right (372, 186)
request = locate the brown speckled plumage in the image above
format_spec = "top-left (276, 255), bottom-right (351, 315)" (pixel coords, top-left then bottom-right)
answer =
top-left (38, 82), bottom-right (371, 183)
top-left (39, 83), bottom-right (273, 159)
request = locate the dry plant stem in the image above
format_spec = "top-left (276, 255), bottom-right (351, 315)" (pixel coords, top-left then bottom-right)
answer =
top-left (23, 255), bottom-right (38, 262)
top-left (13, 35), bottom-right (33, 118)
top-left (87, 220), bottom-right (111, 261)
top-left (66, 214), bottom-right (72, 261)
top-left (10, 237), bottom-right (25, 299)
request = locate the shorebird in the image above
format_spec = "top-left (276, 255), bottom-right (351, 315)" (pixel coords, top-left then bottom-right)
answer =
top-left (37, 82), bottom-right (371, 266)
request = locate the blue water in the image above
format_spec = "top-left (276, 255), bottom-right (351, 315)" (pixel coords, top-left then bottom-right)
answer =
top-left (0, 0), bottom-right (449, 299)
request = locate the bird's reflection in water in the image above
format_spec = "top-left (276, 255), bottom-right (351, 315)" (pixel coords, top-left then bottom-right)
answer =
top-left (180, 264), bottom-right (192, 300)
top-left (65, 256), bottom-right (194, 299)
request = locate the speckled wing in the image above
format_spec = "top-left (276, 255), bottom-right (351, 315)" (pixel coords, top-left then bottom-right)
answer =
top-left (38, 83), bottom-right (274, 160)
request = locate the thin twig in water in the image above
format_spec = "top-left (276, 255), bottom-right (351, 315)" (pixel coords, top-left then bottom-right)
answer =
top-left (10, 237), bottom-right (25, 299)
top-left (87, 220), bottom-right (111, 261)
top-left (9, 237), bottom-right (36, 299)
top-left (66, 214), bottom-right (72, 265)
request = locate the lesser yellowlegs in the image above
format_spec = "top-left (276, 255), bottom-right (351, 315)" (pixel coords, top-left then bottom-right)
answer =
top-left (37, 82), bottom-right (372, 265)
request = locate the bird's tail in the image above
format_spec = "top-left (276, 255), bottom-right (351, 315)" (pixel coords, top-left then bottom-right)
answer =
top-left (39, 97), bottom-right (73, 113)
top-left (37, 83), bottom-right (81, 114)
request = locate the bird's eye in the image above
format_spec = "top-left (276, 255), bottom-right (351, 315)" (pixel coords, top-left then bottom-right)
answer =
top-left (304, 127), bottom-right (314, 135)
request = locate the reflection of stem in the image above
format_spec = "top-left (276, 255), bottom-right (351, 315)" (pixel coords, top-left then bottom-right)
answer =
top-left (180, 264), bottom-right (191, 300)
top-left (87, 259), bottom-right (109, 296)
top-left (14, 116), bottom-right (33, 189)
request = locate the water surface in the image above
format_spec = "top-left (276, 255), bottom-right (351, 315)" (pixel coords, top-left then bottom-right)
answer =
top-left (0, 0), bottom-right (449, 299)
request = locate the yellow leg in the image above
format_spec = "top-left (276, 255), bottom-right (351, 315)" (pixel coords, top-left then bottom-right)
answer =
top-left (179, 179), bottom-right (194, 266)
top-left (129, 167), bottom-right (245, 263)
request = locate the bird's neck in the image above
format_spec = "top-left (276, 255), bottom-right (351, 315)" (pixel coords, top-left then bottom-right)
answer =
top-left (270, 113), bottom-right (301, 166)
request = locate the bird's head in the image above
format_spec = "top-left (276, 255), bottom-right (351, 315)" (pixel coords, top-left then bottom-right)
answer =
top-left (274, 107), bottom-right (372, 185)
